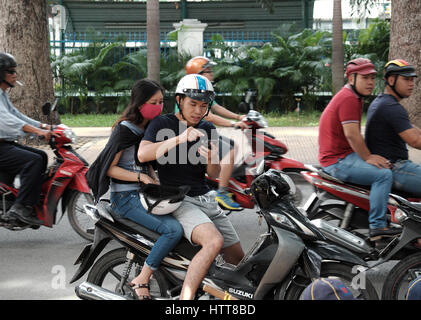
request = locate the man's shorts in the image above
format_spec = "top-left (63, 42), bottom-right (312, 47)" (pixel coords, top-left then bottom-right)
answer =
top-left (171, 190), bottom-right (240, 248)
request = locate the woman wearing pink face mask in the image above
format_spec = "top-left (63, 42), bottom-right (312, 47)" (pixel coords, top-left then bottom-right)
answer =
top-left (86, 79), bottom-right (183, 300)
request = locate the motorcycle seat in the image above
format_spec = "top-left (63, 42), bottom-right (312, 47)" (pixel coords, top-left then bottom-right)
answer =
top-left (318, 170), bottom-right (369, 190)
top-left (318, 170), bottom-right (421, 200)
top-left (97, 201), bottom-right (201, 259)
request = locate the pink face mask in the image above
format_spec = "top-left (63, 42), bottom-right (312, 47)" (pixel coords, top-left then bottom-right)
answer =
top-left (140, 103), bottom-right (163, 120)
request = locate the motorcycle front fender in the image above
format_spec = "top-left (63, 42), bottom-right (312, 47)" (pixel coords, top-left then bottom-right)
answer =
top-left (307, 240), bottom-right (368, 267)
top-left (70, 225), bottom-right (111, 283)
top-left (253, 227), bottom-right (305, 300)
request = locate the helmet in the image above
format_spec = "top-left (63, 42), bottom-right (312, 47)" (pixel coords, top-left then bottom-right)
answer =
top-left (175, 74), bottom-right (215, 104)
top-left (250, 169), bottom-right (296, 210)
top-left (0, 52), bottom-right (17, 82)
top-left (140, 184), bottom-right (190, 215)
top-left (345, 58), bottom-right (377, 78)
top-left (185, 56), bottom-right (217, 75)
top-left (384, 59), bottom-right (418, 79)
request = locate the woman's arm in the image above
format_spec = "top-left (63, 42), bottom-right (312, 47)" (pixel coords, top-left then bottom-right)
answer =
top-left (107, 151), bottom-right (155, 184)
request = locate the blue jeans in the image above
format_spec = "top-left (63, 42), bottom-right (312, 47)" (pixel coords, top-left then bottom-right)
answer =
top-left (323, 152), bottom-right (393, 229)
top-left (110, 190), bottom-right (183, 270)
top-left (392, 160), bottom-right (421, 197)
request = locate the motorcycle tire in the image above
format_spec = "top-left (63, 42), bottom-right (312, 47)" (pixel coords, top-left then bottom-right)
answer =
top-left (381, 252), bottom-right (421, 300)
top-left (284, 262), bottom-right (379, 300)
top-left (87, 247), bottom-right (170, 300)
top-left (67, 191), bottom-right (95, 241)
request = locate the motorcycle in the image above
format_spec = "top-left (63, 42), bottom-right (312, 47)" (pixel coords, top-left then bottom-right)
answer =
top-left (296, 168), bottom-right (421, 299)
top-left (301, 167), bottom-right (420, 236)
top-left (70, 170), bottom-right (378, 300)
top-left (0, 102), bottom-right (94, 241)
top-left (206, 106), bottom-right (314, 212)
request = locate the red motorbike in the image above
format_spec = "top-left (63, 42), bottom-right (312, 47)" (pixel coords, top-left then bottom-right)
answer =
top-left (0, 104), bottom-right (94, 240)
top-left (301, 168), bottom-right (421, 233)
top-left (206, 109), bottom-right (314, 211)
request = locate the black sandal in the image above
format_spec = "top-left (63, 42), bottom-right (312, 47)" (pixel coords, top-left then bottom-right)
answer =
top-left (130, 283), bottom-right (152, 300)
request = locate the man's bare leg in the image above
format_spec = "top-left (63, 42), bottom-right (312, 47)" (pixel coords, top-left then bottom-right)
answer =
top-left (179, 223), bottom-right (224, 300)
top-left (220, 242), bottom-right (244, 265)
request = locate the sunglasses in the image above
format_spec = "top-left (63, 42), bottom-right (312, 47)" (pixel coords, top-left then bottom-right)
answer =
top-left (5, 70), bottom-right (17, 74)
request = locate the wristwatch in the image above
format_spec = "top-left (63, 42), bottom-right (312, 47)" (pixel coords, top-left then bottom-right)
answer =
top-left (41, 123), bottom-right (48, 129)
top-left (230, 121), bottom-right (236, 127)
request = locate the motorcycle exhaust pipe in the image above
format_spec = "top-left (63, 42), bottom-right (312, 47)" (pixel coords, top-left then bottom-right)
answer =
top-left (202, 284), bottom-right (239, 300)
top-left (75, 281), bottom-right (130, 300)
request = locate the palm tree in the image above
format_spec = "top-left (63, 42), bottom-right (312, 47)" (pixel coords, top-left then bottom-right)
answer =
top-left (331, 0), bottom-right (344, 94)
top-left (147, 0), bottom-right (160, 82)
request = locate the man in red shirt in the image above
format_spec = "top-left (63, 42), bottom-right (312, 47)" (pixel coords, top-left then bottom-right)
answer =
top-left (318, 58), bottom-right (400, 240)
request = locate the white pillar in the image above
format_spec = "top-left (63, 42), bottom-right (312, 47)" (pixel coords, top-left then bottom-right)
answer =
top-left (173, 19), bottom-right (208, 57)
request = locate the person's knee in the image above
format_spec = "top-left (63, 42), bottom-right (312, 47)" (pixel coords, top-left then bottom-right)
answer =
top-left (377, 168), bottom-right (393, 183)
top-left (204, 231), bottom-right (224, 253)
top-left (193, 224), bottom-right (224, 253)
top-left (161, 219), bottom-right (184, 242)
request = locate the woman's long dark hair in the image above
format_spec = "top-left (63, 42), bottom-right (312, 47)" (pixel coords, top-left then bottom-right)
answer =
top-left (113, 78), bottom-right (164, 128)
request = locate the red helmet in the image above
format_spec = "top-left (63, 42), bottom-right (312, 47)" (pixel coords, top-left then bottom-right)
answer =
top-left (185, 56), bottom-right (216, 75)
top-left (345, 58), bottom-right (377, 78)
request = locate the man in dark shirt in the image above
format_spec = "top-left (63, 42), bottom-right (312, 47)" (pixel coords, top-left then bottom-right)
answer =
top-left (365, 59), bottom-right (421, 197)
top-left (138, 74), bottom-right (244, 300)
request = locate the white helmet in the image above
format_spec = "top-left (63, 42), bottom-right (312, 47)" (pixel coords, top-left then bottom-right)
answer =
top-left (140, 184), bottom-right (190, 215)
top-left (175, 74), bottom-right (215, 104)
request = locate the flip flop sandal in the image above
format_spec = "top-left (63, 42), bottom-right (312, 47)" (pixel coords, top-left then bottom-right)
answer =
top-left (130, 283), bottom-right (152, 300)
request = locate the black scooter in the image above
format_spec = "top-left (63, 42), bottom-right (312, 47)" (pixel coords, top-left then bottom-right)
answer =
top-left (70, 170), bottom-right (378, 300)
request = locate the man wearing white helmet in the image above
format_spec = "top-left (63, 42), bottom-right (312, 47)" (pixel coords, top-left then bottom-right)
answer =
top-left (177, 56), bottom-right (248, 211)
top-left (138, 74), bottom-right (244, 300)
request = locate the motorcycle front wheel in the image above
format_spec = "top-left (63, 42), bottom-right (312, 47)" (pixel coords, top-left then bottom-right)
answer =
top-left (67, 191), bottom-right (95, 241)
top-left (87, 247), bottom-right (169, 300)
top-left (382, 252), bottom-right (421, 300)
top-left (284, 262), bottom-right (379, 300)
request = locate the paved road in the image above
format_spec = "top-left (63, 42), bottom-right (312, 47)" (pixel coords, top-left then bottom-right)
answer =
top-left (1, 126), bottom-right (416, 300)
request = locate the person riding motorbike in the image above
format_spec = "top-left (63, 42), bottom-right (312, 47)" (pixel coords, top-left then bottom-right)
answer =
top-left (0, 52), bottom-right (56, 226)
top-left (365, 59), bottom-right (421, 198)
top-left (138, 74), bottom-right (244, 300)
top-left (175, 56), bottom-right (248, 211)
top-left (318, 57), bottom-right (400, 241)
top-left (86, 79), bottom-right (184, 300)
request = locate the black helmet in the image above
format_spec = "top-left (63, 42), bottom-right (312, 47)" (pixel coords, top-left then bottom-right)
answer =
top-left (140, 184), bottom-right (190, 215)
top-left (250, 169), bottom-right (296, 210)
top-left (0, 52), bottom-right (17, 83)
top-left (384, 59), bottom-right (417, 99)
top-left (384, 59), bottom-right (418, 79)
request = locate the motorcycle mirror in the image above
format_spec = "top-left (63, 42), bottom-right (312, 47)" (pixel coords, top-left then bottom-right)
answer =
top-left (41, 98), bottom-right (58, 116)
top-left (238, 101), bottom-right (249, 114)
top-left (42, 102), bottom-right (52, 115)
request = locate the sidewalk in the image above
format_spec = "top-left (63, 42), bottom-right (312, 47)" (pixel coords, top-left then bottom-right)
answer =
top-left (71, 126), bottom-right (421, 166)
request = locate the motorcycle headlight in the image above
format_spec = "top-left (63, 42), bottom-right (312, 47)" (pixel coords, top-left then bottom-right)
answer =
top-left (270, 212), bottom-right (296, 230)
top-left (63, 128), bottom-right (77, 144)
top-left (394, 208), bottom-right (408, 223)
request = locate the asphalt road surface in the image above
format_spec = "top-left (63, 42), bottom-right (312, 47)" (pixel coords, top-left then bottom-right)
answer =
top-left (0, 205), bottom-right (395, 300)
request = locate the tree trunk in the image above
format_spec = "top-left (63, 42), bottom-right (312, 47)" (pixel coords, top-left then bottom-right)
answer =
top-left (147, 0), bottom-right (160, 82)
top-left (0, 0), bottom-right (55, 122)
top-left (389, 0), bottom-right (421, 127)
top-left (331, 0), bottom-right (344, 95)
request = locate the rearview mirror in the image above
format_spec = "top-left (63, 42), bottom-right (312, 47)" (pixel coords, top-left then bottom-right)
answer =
top-left (42, 102), bottom-right (52, 116)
